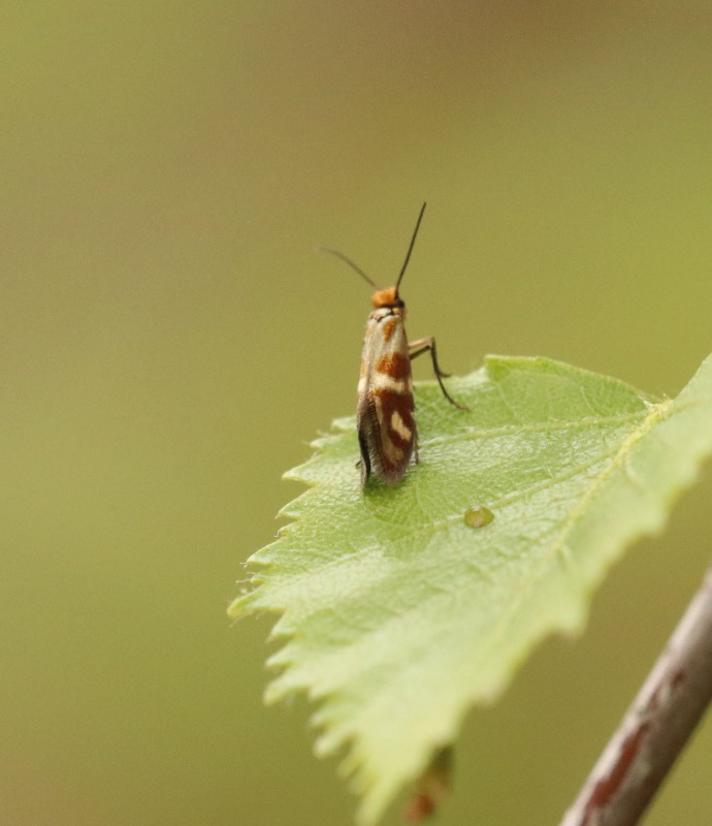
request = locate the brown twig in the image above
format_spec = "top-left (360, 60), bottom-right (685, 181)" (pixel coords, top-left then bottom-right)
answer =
top-left (560, 570), bottom-right (712, 826)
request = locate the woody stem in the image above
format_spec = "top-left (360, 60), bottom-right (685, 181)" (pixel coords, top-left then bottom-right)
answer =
top-left (559, 569), bottom-right (712, 826)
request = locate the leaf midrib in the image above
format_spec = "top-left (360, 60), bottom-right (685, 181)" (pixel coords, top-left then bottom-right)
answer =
top-left (483, 396), bottom-right (675, 655)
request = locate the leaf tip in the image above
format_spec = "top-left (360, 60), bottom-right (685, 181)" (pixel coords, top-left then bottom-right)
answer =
top-left (403, 746), bottom-right (453, 824)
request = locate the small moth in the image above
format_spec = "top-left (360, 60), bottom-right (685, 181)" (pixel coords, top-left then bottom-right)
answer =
top-left (322, 202), bottom-right (467, 487)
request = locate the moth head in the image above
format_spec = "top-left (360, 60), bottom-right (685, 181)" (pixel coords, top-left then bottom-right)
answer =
top-left (371, 286), bottom-right (405, 310)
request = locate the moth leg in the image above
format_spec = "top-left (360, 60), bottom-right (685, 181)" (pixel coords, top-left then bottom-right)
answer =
top-left (357, 426), bottom-right (371, 487)
top-left (408, 336), bottom-right (469, 411)
top-left (413, 421), bottom-right (420, 464)
top-left (408, 336), bottom-right (451, 376)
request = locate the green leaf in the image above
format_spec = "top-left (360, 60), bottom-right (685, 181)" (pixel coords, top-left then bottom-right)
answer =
top-left (230, 354), bottom-right (712, 824)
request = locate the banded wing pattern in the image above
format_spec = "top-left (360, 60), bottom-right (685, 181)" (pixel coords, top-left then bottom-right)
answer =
top-left (357, 306), bottom-right (416, 486)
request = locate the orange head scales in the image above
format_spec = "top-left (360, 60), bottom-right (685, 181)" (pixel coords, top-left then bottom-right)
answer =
top-left (371, 286), bottom-right (405, 310)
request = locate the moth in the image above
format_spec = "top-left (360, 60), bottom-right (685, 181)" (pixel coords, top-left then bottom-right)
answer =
top-left (322, 202), bottom-right (467, 487)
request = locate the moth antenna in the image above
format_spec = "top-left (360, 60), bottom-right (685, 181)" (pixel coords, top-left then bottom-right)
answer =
top-left (395, 201), bottom-right (427, 296)
top-left (318, 247), bottom-right (380, 289)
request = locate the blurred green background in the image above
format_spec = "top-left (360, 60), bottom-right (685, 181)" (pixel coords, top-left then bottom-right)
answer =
top-left (2, 2), bottom-right (711, 824)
